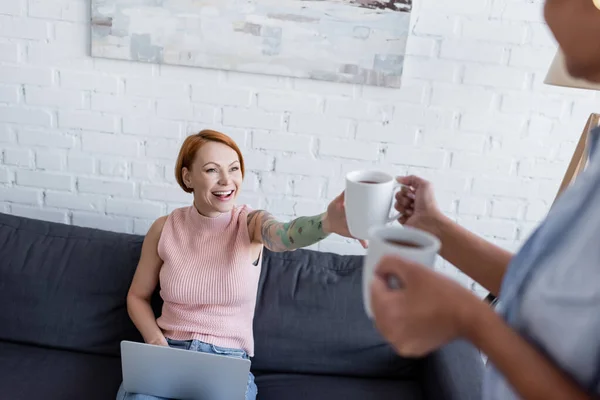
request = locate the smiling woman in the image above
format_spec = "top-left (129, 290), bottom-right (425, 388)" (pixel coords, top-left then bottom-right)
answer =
top-left (116, 129), bottom-right (363, 400)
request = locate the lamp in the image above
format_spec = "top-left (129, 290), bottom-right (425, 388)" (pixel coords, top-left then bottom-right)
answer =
top-left (544, 49), bottom-right (600, 202)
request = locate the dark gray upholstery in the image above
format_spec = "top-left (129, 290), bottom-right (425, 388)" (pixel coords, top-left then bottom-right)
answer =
top-left (0, 212), bottom-right (484, 399)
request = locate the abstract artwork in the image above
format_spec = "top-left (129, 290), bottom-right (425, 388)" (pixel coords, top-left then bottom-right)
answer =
top-left (91, 0), bottom-right (412, 87)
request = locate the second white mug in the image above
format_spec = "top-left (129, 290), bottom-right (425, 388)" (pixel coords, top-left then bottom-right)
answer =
top-left (345, 170), bottom-right (403, 240)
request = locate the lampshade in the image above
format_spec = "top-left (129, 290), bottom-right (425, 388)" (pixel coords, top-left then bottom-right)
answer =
top-left (544, 50), bottom-right (600, 90)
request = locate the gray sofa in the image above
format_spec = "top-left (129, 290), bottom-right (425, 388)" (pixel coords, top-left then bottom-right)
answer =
top-left (0, 212), bottom-right (484, 400)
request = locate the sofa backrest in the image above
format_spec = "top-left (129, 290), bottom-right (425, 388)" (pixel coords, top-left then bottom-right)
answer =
top-left (0, 213), bottom-right (416, 378)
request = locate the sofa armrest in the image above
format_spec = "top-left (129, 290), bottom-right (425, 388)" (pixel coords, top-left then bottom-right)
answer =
top-left (420, 339), bottom-right (485, 400)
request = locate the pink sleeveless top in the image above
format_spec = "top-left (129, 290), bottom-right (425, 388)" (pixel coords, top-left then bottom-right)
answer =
top-left (156, 204), bottom-right (262, 356)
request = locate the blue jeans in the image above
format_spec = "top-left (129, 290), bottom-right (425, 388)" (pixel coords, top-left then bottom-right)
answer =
top-left (116, 338), bottom-right (257, 400)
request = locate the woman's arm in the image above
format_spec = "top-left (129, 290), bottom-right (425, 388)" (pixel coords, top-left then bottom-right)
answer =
top-left (127, 216), bottom-right (168, 346)
top-left (247, 210), bottom-right (330, 252)
top-left (465, 301), bottom-right (594, 400)
top-left (434, 213), bottom-right (513, 296)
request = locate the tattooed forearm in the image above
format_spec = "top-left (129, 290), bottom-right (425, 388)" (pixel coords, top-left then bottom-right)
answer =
top-left (257, 211), bottom-right (330, 252)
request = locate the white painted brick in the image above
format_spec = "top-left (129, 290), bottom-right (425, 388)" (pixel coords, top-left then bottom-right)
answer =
top-left (536, 180), bottom-right (560, 202)
top-left (463, 65), bottom-right (529, 90)
top-left (242, 151), bottom-right (273, 172)
top-left (55, 21), bottom-right (87, 43)
top-left (258, 92), bottom-right (320, 113)
top-left (160, 65), bottom-right (221, 84)
top-left (78, 177), bottom-right (135, 198)
top-left (141, 184), bottom-right (192, 203)
top-left (509, 47), bottom-right (554, 69)
top-left (10, 205), bottom-right (67, 224)
top-left (340, 161), bottom-right (403, 179)
top-left (361, 79), bottom-right (427, 104)
top-left (133, 219), bottom-right (154, 235)
top-left (0, 124), bottom-right (14, 143)
top-left (319, 138), bottom-right (379, 161)
top-left (265, 198), bottom-right (295, 215)
top-left (192, 85), bottom-right (252, 107)
top-left (460, 112), bottom-right (527, 135)
top-left (226, 70), bottom-right (289, 90)
top-left (519, 159), bottom-right (566, 180)
top-left (99, 158), bottom-right (128, 177)
top-left (192, 104), bottom-right (217, 123)
top-left (123, 117), bottom-right (181, 139)
top-left (107, 199), bottom-right (164, 219)
top-left (293, 176), bottom-right (326, 198)
top-left (356, 122), bottom-right (415, 144)
top-left (222, 108), bottom-right (283, 131)
top-left (4, 148), bottom-right (32, 167)
top-left (72, 212), bottom-right (132, 233)
top-left (288, 114), bottom-right (351, 138)
top-left (132, 162), bottom-right (165, 181)
top-left (126, 78), bottom-right (187, 99)
top-left (26, 42), bottom-right (89, 68)
top-left (0, 166), bottom-right (9, 183)
top-left (386, 144), bottom-right (446, 168)
top-left (17, 129), bottom-right (75, 149)
top-left (92, 58), bottom-right (155, 77)
top-left (440, 40), bottom-right (505, 64)
top-left (529, 23), bottom-right (556, 48)
top-left (525, 200), bottom-right (550, 222)
top-left (405, 37), bottom-right (437, 57)
top-left (458, 197), bottom-right (487, 216)
top-left (0, 16), bottom-right (48, 40)
top-left (0, 42), bottom-right (19, 62)
top-left (0, 106), bottom-right (53, 127)
top-left (293, 78), bottom-right (356, 97)
top-left (252, 131), bottom-right (311, 153)
top-left (413, 14), bottom-right (457, 37)
top-left (29, 0), bottom-right (84, 21)
top-left (325, 98), bottom-right (392, 121)
top-left (81, 132), bottom-right (139, 157)
top-left (451, 153), bottom-right (513, 175)
top-left (0, 66), bottom-right (53, 86)
top-left (404, 58), bottom-right (459, 83)
top-left (146, 139), bottom-right (180, 160)
top-left (431, 84), bottom-right (495, 111)
top-left (458, 217), bottom-right (517, 239)
top-left (491, 198), bottom-right (524, 220)
top-left (91, 93), bottom-right (154, 115)
top-left (16, 170), bottom-right (72, 190)
top-left (59, 71), bottom-right (119, 94)
top-left (235, 193), bottom-right (262, 209)
top-left (421, 131), bottom-right (486, 152)
top-left (275, 155), bottom-right (340, 177)
top-left (36, 151), bottom-right (64, 171)
top-left (461, 20), bottom-right (527, 44)
top-left (156, 100), bottom-right (193, 120)
top-left (67, 154), bottom-right (95, 174)
top-left (59, 111), bottom-right (119, 133)
top-left (241, 172), bottom-right (260, 192)
top-left (25, 87), bottom-right (85, 109)
top-left (319, 240), bottom-right (365, 256)
top-left (398, 106), bottom-right (458, 129)
top-left (501, 2), bottom-right (545, 23)
top-left (0, 1), bottom-right (23, 16)
top-left (186, 125), bottom-right (247, 148)
top-left (45, 192), bottom-right (105, 212)
top-left (0, 186), bottom-right (40, 205)
top-left (259, 174), bottom-right (292, 196)
top-left (294, 199), bottom-right (328, 216)
top-left (421, 0), bottom-right (488, 16)
top-left (0, 85), bottom-right (19, 103)
top-left (472, 177), bottom-right (535, 199)
top-left (518, 221), bottom-right (539, 241)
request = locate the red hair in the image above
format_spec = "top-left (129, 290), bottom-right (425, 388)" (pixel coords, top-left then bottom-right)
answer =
top-left (175, 130), bottom-right (245, 193)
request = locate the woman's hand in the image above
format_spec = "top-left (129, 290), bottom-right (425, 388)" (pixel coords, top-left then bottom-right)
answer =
top-left (370, 254), bottom-right (480, 357)
top-left (395, 176), bottom-right (444, 238)
top-left (323, 191), bottom-right (368, 248)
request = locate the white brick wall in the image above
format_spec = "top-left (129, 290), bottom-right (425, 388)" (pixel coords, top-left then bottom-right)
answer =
top-left (1, 0), bottom-right (599, 294)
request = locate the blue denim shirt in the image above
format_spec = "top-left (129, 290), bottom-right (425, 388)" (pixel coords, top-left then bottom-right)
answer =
top-left (484, 126), bottom-right (600, 398)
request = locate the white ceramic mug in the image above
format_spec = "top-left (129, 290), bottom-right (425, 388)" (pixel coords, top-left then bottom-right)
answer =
top-left (345, 170), bottom-right (403, 240)
top-left (363, 225), bottom-right (441, 318)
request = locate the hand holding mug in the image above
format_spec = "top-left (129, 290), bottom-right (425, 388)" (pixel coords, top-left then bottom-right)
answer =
top-left (395, 176), bottom-right (443, 237)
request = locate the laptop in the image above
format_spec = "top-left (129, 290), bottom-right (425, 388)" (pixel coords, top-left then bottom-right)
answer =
top-left (120, 340), bottom-right (251, 400)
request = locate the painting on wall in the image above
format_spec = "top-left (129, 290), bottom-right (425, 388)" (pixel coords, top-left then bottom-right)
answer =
top-left (91, 0), bottom-right (412, 88)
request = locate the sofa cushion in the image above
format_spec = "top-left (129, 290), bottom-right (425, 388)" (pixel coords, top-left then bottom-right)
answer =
top-left (0, 213), bottom-right (161, 356)
top-left (252, 249), bottom-right (419, 379)
top-left (254, 373), bottom-right (423, 400)
top-left (0, 340), bottom-right (122, 400)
